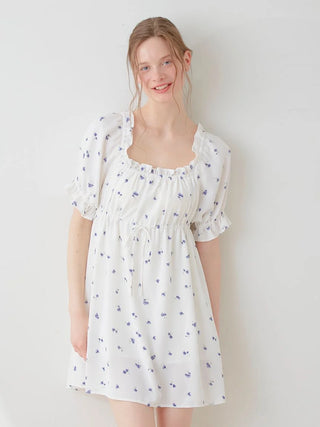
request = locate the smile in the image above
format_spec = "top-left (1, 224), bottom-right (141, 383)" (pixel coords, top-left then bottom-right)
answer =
top-left (153, 83), bottom-right (172, 93)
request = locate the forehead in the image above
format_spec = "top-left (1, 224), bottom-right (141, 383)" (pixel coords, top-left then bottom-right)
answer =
top-left (136, 37), bottom-right (171, 63)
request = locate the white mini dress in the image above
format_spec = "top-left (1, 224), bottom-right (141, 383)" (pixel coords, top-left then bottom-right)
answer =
top-left (64, 110), bottom-right (232, 408)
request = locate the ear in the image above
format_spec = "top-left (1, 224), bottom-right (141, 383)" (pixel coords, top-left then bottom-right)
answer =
top-left (184, 50), bottom-right (192, 72)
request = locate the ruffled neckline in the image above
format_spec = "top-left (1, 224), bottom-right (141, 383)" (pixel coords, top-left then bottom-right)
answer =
top-left (120, 111), bottom-right (204, 177)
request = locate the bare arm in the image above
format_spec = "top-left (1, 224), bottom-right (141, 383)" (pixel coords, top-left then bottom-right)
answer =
top-left (66, 208), bottom-right (93, 315)
top-left (196, 237), bottom-right (221, 337)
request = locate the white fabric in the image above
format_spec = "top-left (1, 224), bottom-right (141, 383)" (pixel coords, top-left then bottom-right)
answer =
top-left (64, 111), bottom-right (232, 407)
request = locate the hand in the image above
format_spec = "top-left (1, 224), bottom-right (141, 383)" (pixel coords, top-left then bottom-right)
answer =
top-left (69, 310), bottom-right (89, 361)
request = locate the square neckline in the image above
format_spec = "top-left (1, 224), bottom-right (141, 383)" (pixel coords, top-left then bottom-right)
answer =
top-left (122, 110), bottom-right (203, 176)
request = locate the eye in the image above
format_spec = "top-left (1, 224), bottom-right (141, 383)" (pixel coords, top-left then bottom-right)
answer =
top-left (140, 66), bottom-right (149, 71)
top-left (163, 60), bottom-right (171, 65)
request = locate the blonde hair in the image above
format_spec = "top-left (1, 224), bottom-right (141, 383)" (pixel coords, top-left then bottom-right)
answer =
top-left (126, 17), bottom-right (193, 127)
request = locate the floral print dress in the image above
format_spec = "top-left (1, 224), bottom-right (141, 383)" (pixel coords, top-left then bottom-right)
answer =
top-left (64, 110), bottom-right (232, 408)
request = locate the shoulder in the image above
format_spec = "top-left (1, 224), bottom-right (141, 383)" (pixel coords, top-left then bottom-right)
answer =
top-left (85, 111), bottom-right (123, 137)
top-left (200, 127), bottom-right (231, 159)
top-left (202, 129), bottom-right (231, 156)
top-left (77, 112), bottom-right (124, 155)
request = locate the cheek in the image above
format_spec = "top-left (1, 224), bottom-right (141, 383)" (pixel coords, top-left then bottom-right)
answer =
top-left (138, 75), bottom-right (147, 86)
top-left (141, 78), bottom-right (153, 91)
top-left (174, 71), bottom-right (184, 86)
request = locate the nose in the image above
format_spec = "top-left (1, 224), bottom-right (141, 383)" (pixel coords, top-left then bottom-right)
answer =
top-left (152, 65), bottom-right (166, 82)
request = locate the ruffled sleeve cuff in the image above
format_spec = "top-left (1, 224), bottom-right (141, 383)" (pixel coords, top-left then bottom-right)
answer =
top-left (65, 180), bottom-right (98, 221)
top-left (191, 211), bottom-right (232, 242)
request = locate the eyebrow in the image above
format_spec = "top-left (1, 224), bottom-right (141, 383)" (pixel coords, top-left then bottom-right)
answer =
top-left (138, 55), bottom-right (172, 66)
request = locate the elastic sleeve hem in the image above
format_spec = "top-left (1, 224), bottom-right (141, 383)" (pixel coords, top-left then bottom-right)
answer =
top-left (191, 212), bottom-right (232, 242)
top-left (64, 180), bottom-right (97, 221)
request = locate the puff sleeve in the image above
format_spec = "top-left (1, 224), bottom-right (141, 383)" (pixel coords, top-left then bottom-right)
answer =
top-left (191, 141), bottom-right (232, 242)
top-left (64, 115), bottom-right (108, 220)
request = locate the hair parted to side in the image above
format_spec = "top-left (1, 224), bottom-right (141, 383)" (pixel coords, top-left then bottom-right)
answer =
top-left (126, 17), bottom-right (193, 124)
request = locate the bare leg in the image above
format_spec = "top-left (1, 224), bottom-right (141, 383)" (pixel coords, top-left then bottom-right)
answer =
top-left (156, 407), bottom-right (194, 427)
top-left (108, 398), bottom-right (156, 427)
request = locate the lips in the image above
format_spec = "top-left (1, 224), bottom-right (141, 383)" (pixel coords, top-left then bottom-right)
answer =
top-left (153, 83), bottom-right (172, 89)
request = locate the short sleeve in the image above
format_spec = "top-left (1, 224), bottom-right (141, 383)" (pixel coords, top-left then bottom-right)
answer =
top-left (191, 143), bottom-right (232, 242)
top-left (64, 115), bottom-right (109, 220)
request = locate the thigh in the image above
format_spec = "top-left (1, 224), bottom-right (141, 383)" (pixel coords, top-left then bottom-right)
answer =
top-left (156, 407), bottom-right (194, 427)
top-left (108, 397), bottom-right (156, 427)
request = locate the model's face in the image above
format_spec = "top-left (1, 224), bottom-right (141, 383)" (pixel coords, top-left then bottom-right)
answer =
top-left (136, 36), bottom-right (191, 103)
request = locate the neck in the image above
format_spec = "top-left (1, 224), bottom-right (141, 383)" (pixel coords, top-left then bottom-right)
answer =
top-left (134, 103), bottom-right (193, 135)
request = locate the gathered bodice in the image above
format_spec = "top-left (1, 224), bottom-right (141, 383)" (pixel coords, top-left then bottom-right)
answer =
top-left (65, 110), bottom-right (232, 296)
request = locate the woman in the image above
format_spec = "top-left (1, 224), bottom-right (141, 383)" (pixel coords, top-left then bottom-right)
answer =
top-left (65, 16), bottom-right (232, 427)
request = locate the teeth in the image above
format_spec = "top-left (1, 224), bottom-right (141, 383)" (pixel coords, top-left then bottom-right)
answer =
top-left (155, 84), bottom-right (169, 90)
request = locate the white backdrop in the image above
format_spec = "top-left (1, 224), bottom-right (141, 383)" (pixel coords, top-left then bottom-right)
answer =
top-left (1, 1), bottom-right (319, 426)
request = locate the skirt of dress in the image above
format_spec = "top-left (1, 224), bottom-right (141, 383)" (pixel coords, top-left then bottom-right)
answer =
top-left (65, 217), bottom-right (227, 408)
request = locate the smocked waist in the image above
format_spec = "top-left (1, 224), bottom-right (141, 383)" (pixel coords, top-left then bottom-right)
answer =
top-left (99, 212), bottom-right (193, 233)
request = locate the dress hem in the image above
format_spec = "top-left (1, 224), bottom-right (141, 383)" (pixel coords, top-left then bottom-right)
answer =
top-left (65, 383), bottom-right (226, 408)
